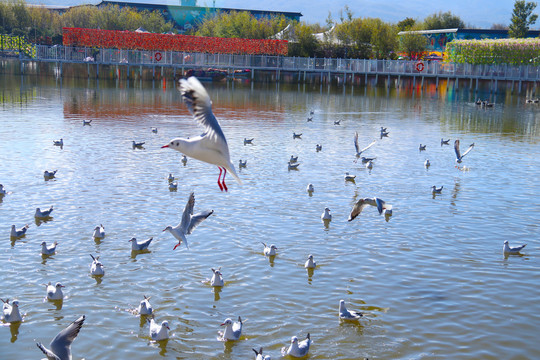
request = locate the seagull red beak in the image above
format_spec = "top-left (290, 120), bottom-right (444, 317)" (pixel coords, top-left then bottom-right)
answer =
top-left (220, 322), bottom-right (226, 326)
top-left (161, 144), bottom-right (169, 148)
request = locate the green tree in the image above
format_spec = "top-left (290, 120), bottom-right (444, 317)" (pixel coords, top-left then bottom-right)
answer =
top-left (196, 11), bottom-right (289, 39)
top-left (423, 11), bottom-right (465, 30)
top-left (287, 22), bottom-right (319, 57)
top-left (508, 0), bottom-right (538, 38)
top-left (399, 26), bottom-right (427, 58)
top-left (397, 17), bottom-right (416, 31)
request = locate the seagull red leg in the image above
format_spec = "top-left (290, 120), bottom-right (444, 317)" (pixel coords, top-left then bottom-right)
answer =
top-left (217, 167), bottom-right (224, 191)
top-left (173, 242), bottom-right (181, 250)
top-left (222, 168), bottom-right (228, 192)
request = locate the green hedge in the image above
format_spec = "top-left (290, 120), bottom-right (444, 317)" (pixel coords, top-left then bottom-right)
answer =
top-left (447, 38), bottom-right (540, 65)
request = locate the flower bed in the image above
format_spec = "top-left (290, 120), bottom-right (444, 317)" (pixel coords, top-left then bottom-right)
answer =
top-left (446, 38), bottom-right (540, 65)
top-left (62, 28), bottom-right (288, 56)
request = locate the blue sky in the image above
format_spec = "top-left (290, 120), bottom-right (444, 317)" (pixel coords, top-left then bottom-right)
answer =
top-left (28, 0), bottom-right (528, 29)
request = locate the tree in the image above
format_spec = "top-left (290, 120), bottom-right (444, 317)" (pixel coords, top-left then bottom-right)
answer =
top-left (399, 26), bottom-right (427, 58)
top-left (397, 17), bottom-right (416, 31)
top-left (509, 0), bottom-right (538, 38)
top-left (423, 11), bottom-right (465, 30)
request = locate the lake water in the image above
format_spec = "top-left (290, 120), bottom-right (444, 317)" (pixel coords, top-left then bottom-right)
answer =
top-left (1, 74), bottom-right (539, 359)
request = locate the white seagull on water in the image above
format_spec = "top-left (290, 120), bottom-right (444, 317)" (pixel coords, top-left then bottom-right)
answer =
top-left (321, 207), bottom-right (332, 221)
top-left (281, 333), bottom-right (312, 358)
top-left (45, 282), bottom-right (65, 300)
top-left (339, 299), bottom-right (363, 321)
top-left (262, 242), bottom-right (277, 256)
top-left (53, 138), bottom-right (63, 147)
top-left (348, 197), bottom-right (389, 221)
top-left (129, 237), bottom-right (153, 251)
top-left (454, 139), bottom-right (474, 164)
top-left (219, 316), bottom-right (242, 341)
top-left (503, 240), bottom-right (526, 255)
top-left (36, 315), bottom-right (85, 360)
top-left (163, 192), bottom-right (213, 250)
top-left (1, 298), bottom-right (22, 323)
top-left (41, 241), bottom-right (58, 255)
top-left (138, 295), bottom-right (153, 315)
top-left (210, 267), bottom-right (224, 287)
top-left (432, 185), bottom-right (443, 194)
top-left (149, 318), bottom-right (170, 341)
top-left (162, 76), bottom-right (241, 192)
top-left (253, 347), bottom-right (271, 360)
top-left (305, 254), bottom-right (316, 269)
top-left (89, 254), bottom-right (104, 276)
top-left (306, 183), bottom-right (314, 194)
top-left (35, 206), bottom-right (54, 219)
top-left (92, 224), bottom-right (105, 239)
top-left (11, 224), bottom-right (29, 238)
top-left (44, 170), bottom-right (58, 179)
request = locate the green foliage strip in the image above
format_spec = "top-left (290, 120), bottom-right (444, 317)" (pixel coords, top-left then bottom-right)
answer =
top-left (447, 38), bottom-right (540, 65)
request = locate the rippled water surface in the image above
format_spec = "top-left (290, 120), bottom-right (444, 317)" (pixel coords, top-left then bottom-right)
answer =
top-left (1, 75), bottom-right (539, 359)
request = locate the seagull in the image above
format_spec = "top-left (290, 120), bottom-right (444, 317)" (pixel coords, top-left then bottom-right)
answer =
top-left (289, 155), bottom-right (298, 163)
top-left (306, 183), bottom-right (314, 193)
top-left (309, 109), bottom-right (314, 115)
top-left (41, 241), bottom-right (58, 255)
top-left (344, 172), bottom-right (356, 181)
top-left (441, 138), bottom-right (450, 146)
top-left (89, 254), bottom-right (104, 276)
top-left (161, 77), bottom-right (241, 192)
top-left (431, 185), bottom-right (443, 194)
top-left (0, 184), bottom-right (6, 195)
top-left (1, 299), bottom-right (22, 323)
top-left (210, 268), bottom-right (224, 287)
top-left (293, 132), bottom-right (302, 139)
top-left (253, 347), bottom-right (271, 360)
top-left (380, 127), bottom-right (389, 138)
top-left (92, 224), bottom-right (105, 239)
top-left (262, 242), bottom-right (277, 256)
top-left (219, 316), bottom-right (242, 341)
top-left (307, 116), bottom-right (313, 122)
top-left (53, 138), bottom-right (63, 146)
top-left (321, 207), bottom-right (332, 221)
top-left (35, 206), bottom-right (54, 218)
top-left (181, 155), bottom-right (188, 165)
top-left (151, 127), bottom-right (158, 133)
top-left (244, 138), bottom-right (254, 145)
top-left (82, 119), bottom-right (92, 126)
top-left (288, 162), bottom-right (300, 170)
top-left (163, 192), bottom-right (214, 250)
top-left (348, 197), bottom-right (388, 221)
top-left (339, 299), bottom-right (363, 320)
top-left (454, 140), bottom-right (474, 164)
top-left (315, 144), bottom-right (322, 152)
top-left (334, 120), bottom-right (341, 125)
top-left (10, 224), bottom-right (29, 238)
top-left (138, 295), bottom-right (153, 315)
top-left (149, 318), bottom-right (170, 341)
top-left (424, 159), bottom-right (431, 168)
top-left (167, 173), bottom-right (174, 182)
top-left (239, 159), bottom-right (247, 168)
top-left (503, 240), bottom-right (526, 255)
top-left (132, 140), bottom-right (145, 148)
top-left (281, 333), bottom-right (311, 358)
top-left (305, 254), bottom-right (316, 268)
top-left (36, 315), bottom-right (85, 360)
top-left (419, 144), bottom-right (426, 151)
top-left (169, 182), bottom-right (178, 191)
top-left (129, 237), bottom-right (153, 251)
top-left (45, 282), bottom-right (65, 300)
top-left (354, 132), bottom-right (376, 158)
top-left (44, 170), bottom-right (58, 179)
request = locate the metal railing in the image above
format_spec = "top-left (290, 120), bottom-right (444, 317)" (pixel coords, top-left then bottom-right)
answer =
top-left (13, 44), bottom-right (540, 82)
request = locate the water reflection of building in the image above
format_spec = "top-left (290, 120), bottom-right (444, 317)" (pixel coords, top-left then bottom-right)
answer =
top-left (95, 1), bottom-right (302, 32)
top-left (398, 28), bottom-right (540, 57)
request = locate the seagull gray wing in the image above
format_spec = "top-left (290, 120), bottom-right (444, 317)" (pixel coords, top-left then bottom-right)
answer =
top-left (348, 198), bottom-right (370, 221)
top-left (354, 131), bottom-right (360, 154)
top-left (36, 343), bottom-right (61, 360)
top-left (180, 77), bottom-right (227, 145)
top-left (179, 192), bottom-right (196, 233)
top-left (186, 210), bottom-right (214, 235)
top-left (461, 143), bottom-right (474, 158)
top-left (454, 140), bottom-right (461, 159)
top-left (48, 315), bottom-right (85, 360)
